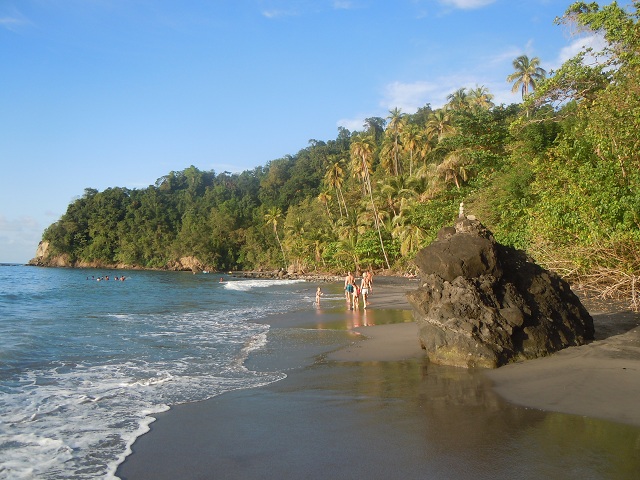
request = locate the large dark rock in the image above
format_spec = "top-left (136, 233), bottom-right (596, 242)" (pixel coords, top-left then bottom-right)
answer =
top-left (406, 217), bottom-right (594, 368)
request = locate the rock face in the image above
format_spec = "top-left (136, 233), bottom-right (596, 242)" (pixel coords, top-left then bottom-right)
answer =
top-left (406, 217), bottom-right (595, 368)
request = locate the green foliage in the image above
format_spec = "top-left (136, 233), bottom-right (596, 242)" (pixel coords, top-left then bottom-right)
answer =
top-left (39, 1), bottom-right (640, 282)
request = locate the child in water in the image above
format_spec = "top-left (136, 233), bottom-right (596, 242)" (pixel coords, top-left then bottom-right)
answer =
top-left (315, 287), bottom-right (323, 306)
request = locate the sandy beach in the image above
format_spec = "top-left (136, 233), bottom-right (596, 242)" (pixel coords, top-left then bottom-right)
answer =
top-left (117, 277), bottom-right (640, 480)
top-left (486, 303), bottom-right (640, 427)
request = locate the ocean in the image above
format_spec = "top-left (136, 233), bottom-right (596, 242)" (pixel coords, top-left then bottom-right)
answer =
top-left (0, 265), bottom-right (326, 479)
top-left (3, 265), bottom-right (640, 480)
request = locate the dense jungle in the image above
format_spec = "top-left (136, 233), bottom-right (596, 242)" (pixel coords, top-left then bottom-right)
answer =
top-left (38, 2), bottom-right (640, 304)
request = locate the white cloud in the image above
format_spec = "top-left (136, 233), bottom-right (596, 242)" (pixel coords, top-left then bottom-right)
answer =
top-left (262, 9), bottom-right (298, 19)
top-left (487, 45), bottom-right (528, 67)
top-left (438, 0), bottom-right (496, 9)
top-left (337, 116), bottom-right (367, 132)
top-left (553, 33), bottom-right (607, 70)
top-left (333, 1), bottom-right (355, 9)
top-left (0, 215), bottom-right (43, 263)
top-left (0, 14), bottom-right (29, 31)
top-left (380, 80), bottom-right (443, 112)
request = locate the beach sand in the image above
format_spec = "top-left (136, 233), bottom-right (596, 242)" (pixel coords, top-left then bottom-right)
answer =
top-left (117, 278), bottom-right (640, 480)
top-left (486, 304), bottom-right (640, 428)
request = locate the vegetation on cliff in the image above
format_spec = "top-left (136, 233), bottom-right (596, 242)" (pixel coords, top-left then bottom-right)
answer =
top-left (39, 2), bottom-right (640, 302)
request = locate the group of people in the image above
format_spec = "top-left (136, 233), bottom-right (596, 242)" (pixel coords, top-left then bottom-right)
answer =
top-left (312, 270), bottom-right (374, 310)
top-left (344, 270), bottom-right (373, 310)
top-left (87, 275), bottom-right (126, 282)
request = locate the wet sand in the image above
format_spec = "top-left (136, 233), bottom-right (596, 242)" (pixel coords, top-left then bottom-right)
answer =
top-left (486, 307), bottom-right (640, 427)
top-left (117, 278), bottom-right (640, 479)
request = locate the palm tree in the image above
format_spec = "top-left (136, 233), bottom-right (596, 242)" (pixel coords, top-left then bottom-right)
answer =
top-left (350, 135), bottom-right (391, 269)
top-left (402, 124), bottom-right (422, 176)
top-left (324, 159), bottom-right (349, 218)
top-left (446, 88), bottom-right (470, 111)
top-left (425, 109), bottom-right (455, 143)
top-left (317, 191), bottom-right (333, 222)
top-left (264, 206), bottom-right (287, 267)
top-left (284, 215), bottom-right (310, 273)
top-left (350, 136), bottom-right (374, 192)
top-left (468, 85), bottom-right (494, 109)
top-left (507, 55), bottom-right (547, 99)
top-left (386, 108), bottom-right (405, 176)
top-left (376, 176), bottom-right (413, 219)
top-left (436, 150), bottom-right (472, 190)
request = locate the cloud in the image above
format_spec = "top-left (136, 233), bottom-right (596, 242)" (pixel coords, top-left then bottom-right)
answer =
top-left (438, 0), bottom-right (496, 9)
top-left (333, 1), bottom-right (355, 9)
top-left (261, 9), bottom-right (298, 19)
top-left (379, 80), bottom-right (443, 112)
top-left (553, 33), bottom-right (607, 70)
top-left (337, 116), bottom-right (367, 132)
top-left (0, 215), bottom-right (43, 263)
top-left (0, 14), bottom-right (29, 31)
top-left (261, 0), bottom-right (358, 18)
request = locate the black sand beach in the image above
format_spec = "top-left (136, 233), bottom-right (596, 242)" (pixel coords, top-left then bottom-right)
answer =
top-left (117, 277), bottom-right (640, 480)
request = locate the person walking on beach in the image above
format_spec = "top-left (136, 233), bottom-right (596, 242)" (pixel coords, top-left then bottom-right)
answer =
top-left (344, 271), bottom-right (355, 308)
top-left (360, 273), bottom-right (372, 309)
top-left (344, 271), bottom-right (353, 299)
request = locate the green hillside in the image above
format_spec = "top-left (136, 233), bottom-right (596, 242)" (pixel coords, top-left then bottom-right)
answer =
top-left (39, 2), bottom-right (640, 302)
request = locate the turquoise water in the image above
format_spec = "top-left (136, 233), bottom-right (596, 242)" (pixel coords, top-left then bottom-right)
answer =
top-left (0, 265), bottom-right (319, 479)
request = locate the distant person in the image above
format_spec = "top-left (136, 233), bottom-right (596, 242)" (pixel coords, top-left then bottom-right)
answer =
top-left (360, 274), bottom-right (372, 309)
top-left (219, 277), bottom-right (224, 283)
top-left (352, 283), bottom-right (360, 310)
top-left (315, 287), bottom-right (322, 305)
top-left (344, 271), bottom-right (355, 303)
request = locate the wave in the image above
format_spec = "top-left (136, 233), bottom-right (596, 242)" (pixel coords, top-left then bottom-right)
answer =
top-left (223, 278), bottom-right (305, 291)
top-left (0, 270), bottom-right (307, 480)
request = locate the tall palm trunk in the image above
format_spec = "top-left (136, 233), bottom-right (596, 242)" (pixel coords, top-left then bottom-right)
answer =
top-left (361, 158), bottom-right (391, 270)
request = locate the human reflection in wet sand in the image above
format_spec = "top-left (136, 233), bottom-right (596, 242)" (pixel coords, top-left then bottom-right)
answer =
top-left (345, 309), bottom-right (376, 329)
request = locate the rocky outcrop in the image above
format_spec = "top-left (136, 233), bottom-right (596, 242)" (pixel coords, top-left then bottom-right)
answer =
top-left (28, 241), bottom-right (69, 267)
top-left (406, 217), bottom-right (594, 369)
top-left (29, 242), bottom-right (208, 272)
top-left (169, 256), bottom-right (204, 273)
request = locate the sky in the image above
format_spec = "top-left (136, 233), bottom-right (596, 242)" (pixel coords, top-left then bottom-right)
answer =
top-left (0, 0), bottom-right (607, 263)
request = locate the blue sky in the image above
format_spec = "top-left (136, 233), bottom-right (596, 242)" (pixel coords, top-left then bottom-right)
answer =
top-left (0, 0), bottom-right (605, 263)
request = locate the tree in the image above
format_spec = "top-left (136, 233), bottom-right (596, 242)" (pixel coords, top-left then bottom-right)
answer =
top-left (446, 88), bottom-right (470, 111)
top-left (507, 55), bottom-right (547, 99)
top-left (425, 109), bottom-right (455, 143)
top-left (350, 135), bottom-right (391, 269)
top-left (402, 124), bottom-right (422, 176)
top-left (468, 85), bottom-right (495, 109)
top-left (363, 117), bottom-right (386, 142)
top-left (324, 159), bottom-right (349, 218)
top-left (386, 108), bottom-right (406, 176)
top-left (436, 150), bottom-right (471, 190)
top-left (264, 206), bottom-right (287, 267)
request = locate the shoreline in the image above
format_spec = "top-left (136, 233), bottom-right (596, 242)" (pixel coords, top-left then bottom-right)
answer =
top-left (117, 279), bottom-right (640, 479)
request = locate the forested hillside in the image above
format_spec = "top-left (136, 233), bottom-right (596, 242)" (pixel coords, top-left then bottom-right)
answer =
top-left (39, 2), bottom-right (640, 298)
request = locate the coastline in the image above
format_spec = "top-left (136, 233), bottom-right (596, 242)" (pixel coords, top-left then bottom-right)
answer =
top-left (117, 278), bottom-right (640, 479)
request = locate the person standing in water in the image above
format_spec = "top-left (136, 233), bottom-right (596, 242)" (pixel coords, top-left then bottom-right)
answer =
top-left (344, 271), bottom-right (354, 299)
top-left (344, 271), bottom-right (355, 308)
top-left (360, 273), bottom-right (372, 309)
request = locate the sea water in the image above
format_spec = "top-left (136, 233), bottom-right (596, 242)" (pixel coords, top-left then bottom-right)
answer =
top-left (0, 265), bottom-right (314, 479)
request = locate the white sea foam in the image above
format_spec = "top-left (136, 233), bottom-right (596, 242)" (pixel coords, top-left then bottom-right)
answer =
top-left (0, 314), bottom-right (285, 480)
top-left (223, 278), bottom-right (305, 291)
top-left (0, 268), bottom-right (305, 479)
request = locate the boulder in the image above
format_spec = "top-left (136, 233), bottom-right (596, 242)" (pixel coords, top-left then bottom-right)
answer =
top-left (406, 217), bottom-right (594, 368)
top-left (170, 256), bottom-right (203, 272)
